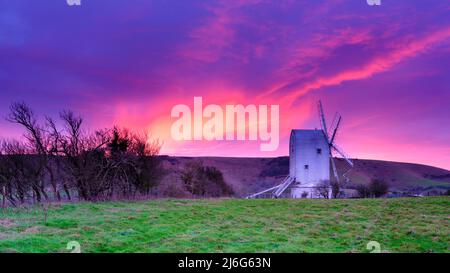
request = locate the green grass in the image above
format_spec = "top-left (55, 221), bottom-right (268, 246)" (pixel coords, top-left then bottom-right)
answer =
top-left (0, 197), bottom-right (448, 253)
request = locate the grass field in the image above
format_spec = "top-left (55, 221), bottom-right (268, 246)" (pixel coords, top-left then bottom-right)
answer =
top-left (0, 197), bottom-right (448, 253)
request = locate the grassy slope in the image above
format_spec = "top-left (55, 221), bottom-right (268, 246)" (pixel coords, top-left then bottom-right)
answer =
top-left (0, 197), bottom-right (449, 253)
top-left (163, 157), bottom-right (450, 196)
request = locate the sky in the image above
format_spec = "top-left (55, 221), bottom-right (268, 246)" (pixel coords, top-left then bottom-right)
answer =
top-left (0, 0), bottom-right (449, 170)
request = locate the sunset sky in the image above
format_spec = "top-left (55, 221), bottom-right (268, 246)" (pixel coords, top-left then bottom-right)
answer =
top-left (0, 0), bottom-right (449, 170)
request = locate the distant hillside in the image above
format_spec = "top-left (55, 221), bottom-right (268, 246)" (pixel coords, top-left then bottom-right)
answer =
top-left (161, 156), bottom-right (450, 197)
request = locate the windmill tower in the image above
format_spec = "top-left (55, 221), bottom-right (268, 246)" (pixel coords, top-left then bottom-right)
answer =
top-left (247, 101), bottom-right (354, 199)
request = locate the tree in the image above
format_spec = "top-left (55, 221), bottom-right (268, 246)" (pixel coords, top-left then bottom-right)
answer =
top-left (180, 161), bottom-right (233, 197)
top-left (330, 180), bottom-right (341, 199)
top-left (103, 128), bottom-right (163, 197)
top-left (129, 132), bottom-right (163, 195)
top-left (0, 140), bottom-right (34, 205)
top-left (7, 102), bottom-right (50, 202)
top-left (2, 102), bottom-right (165, 204)
top-left (57, 121), bottom-right (163, 200)
top-left (59, 110), bottom-right (108, 201)
top-left (356, 184), bottom-right (371, 198)
top-left (314, 180), bottom-right (330, 199)
top-left (369, 179), bottom-right (389, 198)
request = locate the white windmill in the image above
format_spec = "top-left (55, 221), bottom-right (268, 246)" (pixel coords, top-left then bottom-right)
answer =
top-left (247, 101), bottom-right (354, 199)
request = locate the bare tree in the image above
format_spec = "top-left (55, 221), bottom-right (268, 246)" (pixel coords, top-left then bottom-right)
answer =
top-left (129, 132), bottom-right (163, 195)
top-left (315, 180), bottom-right (330, 199)
top-left (331, 180), bottom-right (341, 199)
top-left (0, 140), bottom-right (34, 205)
top-left (59, 111), bottom-right (111, 201)
top-left (3, 103), bottom-right (165, 205)
top-left (7, 102), bottom-right (46, 154)
top-left (356, 184), bottom-right (371, 198)
top-left (7, 102), bottom-right (50, 202)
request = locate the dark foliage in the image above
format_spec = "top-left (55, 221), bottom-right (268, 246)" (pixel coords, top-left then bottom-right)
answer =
top-left (0, 102), bottom-right (164, 206)
top-left (314, 180), bottom-right (330, 199)
top-left (330, 180), bottom-right (341, 199)
top-left (369, 179), bottom-right (389, 198)
top-left (356, 184), bottom-right (371, 198)
top-left (180, 161), bottom-right (234, 197)
top-left (356, 179), bottom-right (389, 198)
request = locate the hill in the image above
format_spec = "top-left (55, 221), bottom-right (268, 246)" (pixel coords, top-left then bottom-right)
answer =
top-left (0, 197), bottom-right (448, 253)
top-left (161, 156), bottom-right (450, 197)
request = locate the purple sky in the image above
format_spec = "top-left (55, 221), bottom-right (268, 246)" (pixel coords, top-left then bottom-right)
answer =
top-left (0, 0), bottom-right (449, 169)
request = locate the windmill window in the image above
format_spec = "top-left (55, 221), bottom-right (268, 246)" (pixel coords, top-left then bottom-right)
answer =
top-left (304, 165), bottom-right (309, 170)
top-left (317, 148), bottom-right (322, 154)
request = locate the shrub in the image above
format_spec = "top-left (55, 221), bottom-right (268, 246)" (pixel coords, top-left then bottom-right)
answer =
top-left (356, 184), bottom-right (371, 198)
top-left (157, 177), bottom-right (190, 198)
top-left (369, 179), bottom-right (389, 197)
top-left (314, 180), bottom-right (330, 199)
top-left (180, 161), bottom-right (234, 197)
top-left (331, 180), bottom-right (341, 199)
top-left (1, 102), bottom-right (165, 205)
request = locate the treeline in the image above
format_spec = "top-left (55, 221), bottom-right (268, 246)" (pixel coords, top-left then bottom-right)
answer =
top-left (180, 161), bottom-right (234, 197)
top-left (313, 178), bottom-right (390, 199)
top-left (0, 102), bottom-right (233, 207)
top-left (355, 179), bottom-right (389, 198)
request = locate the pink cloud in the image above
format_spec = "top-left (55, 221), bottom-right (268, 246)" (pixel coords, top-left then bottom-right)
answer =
top-left (178, 0), bottom-right (264, 63)
top-left (266, 26), bottom-right (450, 106)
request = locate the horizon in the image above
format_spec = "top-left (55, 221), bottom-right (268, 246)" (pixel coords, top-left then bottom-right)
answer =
top-left (1, 0), bottom-right (449, 170)
top-left (159, 154), bottom-right (450, 171)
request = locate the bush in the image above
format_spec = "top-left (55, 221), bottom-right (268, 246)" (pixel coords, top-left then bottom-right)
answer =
top-left (157, 178), bottom-right (190, 198)
top-left (331, 180), bottom-right (341, 199)
top-left (180, 161), bottom-right (234, 197)
top-left (369, 179), bottom-right (389, 198)
top-left (356, 184), bottom-right (371, 198)
top-left (356, 179), bottom-right (389, 198)
top-left (1, 102), bottom-right (165, 205)
top-left (314, 180), bottom-right (330, 199)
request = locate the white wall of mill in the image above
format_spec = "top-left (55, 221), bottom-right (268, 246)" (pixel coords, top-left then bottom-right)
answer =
top-left (289, 129), bottom-right (330, 198)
